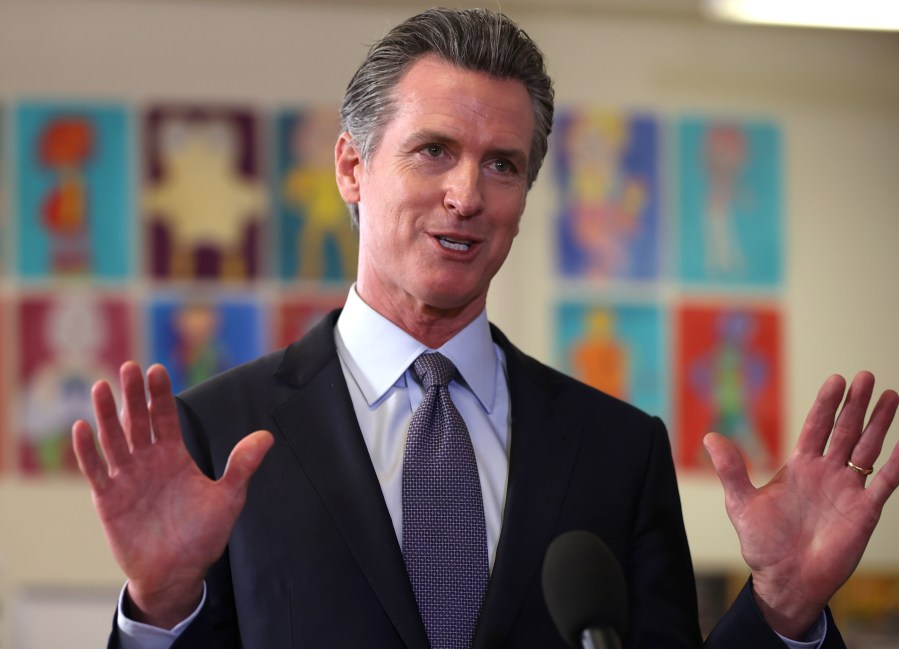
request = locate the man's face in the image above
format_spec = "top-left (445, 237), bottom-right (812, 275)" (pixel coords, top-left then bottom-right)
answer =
top-left (336, 55), bottom-right (534, 327)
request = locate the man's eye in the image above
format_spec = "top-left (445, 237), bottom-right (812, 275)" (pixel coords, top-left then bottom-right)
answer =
top-left (493, 159), bottom-right (514, 173)
top-left (423, 144), bottom-right (443, 157)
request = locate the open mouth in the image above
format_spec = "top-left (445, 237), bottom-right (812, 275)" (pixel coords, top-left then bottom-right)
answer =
top-left (437, 236), bottom-right (472, 252)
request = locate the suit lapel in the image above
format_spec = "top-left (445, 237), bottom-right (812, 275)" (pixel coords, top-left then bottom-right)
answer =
top-left (270, 312), bottom-right (429, 649)
top-left (475, 327), bottom-right (584, 646)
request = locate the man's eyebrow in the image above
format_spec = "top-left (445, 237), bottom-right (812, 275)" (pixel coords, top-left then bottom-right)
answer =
top-left (404, 128), bottom-right (456, 147)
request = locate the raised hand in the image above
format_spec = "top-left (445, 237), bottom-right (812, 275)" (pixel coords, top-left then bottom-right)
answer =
top-left (704, 371), bottom-right (899, 639)
top-left (72, 361), bottom-right (274, 629)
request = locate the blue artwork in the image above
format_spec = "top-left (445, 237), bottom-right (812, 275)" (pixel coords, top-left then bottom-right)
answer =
top-left (148, 296), bottom-right (266, 393)
top-left (15, 102), bottom-right (132, 279)
top-left (556, 302), bottom-right (667, 419)
top-left (676, 118), bottom-right (783, 287)
top-left (274, 108), bottom-right (358, 282)
top-left (554, 110), bottom-right (660, 281)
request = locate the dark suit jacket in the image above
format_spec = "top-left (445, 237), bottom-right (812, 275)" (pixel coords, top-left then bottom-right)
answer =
top-left (110, 311), bottom-right (845, 648)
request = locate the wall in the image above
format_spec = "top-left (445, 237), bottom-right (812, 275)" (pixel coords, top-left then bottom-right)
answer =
top-left (0, 0), bottom-right (897, 645)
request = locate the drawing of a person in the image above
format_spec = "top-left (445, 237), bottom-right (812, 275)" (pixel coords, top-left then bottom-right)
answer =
top-left (22, 298), bottom-right (114, 473)
top-left (690, 311), bottom-right (771, 469)
top-left (702, 124), bottom-right (748, 275)
top-left (562, 112), bottom-right (646, 278)
top-left (282, 110), bottom-right (358, 280)
top-left (570, 309), bottom-right (629, 400)
top-left (39, 117), bottom-right (93, 274)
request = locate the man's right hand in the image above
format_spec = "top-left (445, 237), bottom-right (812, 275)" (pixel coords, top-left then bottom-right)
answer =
top-left (72, 361), bottom-right (274, 629)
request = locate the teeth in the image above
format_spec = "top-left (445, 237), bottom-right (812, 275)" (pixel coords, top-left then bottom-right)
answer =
top-left (438, 236), bottom-right (471, 251)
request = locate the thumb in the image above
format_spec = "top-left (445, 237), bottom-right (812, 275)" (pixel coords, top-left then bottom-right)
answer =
top-left (704, 432), bottom-right (754, 514)
top-left (221, 430), bottom-right (275, 493)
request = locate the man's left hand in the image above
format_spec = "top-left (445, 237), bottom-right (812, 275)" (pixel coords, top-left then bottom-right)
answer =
top-left (704, 371), bottom-right (899, 639)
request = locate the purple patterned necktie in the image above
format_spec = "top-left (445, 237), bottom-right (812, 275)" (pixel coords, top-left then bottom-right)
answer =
top-left (402, 352), bottom-right (489, 649)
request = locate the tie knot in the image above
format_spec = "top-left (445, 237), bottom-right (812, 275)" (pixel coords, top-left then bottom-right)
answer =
top-left (413, 352), bottom-right (457, 390)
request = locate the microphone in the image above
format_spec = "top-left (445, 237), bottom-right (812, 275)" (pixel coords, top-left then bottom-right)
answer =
top-left (542, 530), bottom-right (628, 649)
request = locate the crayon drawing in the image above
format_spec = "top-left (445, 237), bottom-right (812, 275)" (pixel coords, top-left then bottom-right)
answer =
top-left (275, 108), bottom-right (358, 281)
top-left (554, 110), bottom-right (660, 281)
top-left (677, 119), bottom-right (783, 287)
top-left (143, 105), bottom-right (266, 280)
top-left (15, 102), bottom-right (132, 279)
top-left (675, 302), bottom-right (782, 472)
top-left (18, 294), bottom-right (133, 474)
top-left (149, 296), bottom-right (265, 393)
top-left (556, 302), bottom-right (666, 419)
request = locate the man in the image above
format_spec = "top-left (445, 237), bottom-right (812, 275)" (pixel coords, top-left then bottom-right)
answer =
top-left (72, 8), bottom-right (899, 649)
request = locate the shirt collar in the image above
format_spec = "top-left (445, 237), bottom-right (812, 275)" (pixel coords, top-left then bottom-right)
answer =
top-left (335, 286), bottom-right (498, 413)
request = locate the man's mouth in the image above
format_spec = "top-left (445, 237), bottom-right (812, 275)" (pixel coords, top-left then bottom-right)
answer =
top-left (437, 236), bottom-right (472, 252)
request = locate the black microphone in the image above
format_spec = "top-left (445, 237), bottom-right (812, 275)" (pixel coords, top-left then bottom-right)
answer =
top-left (542, 530), bottom-right (628, 649)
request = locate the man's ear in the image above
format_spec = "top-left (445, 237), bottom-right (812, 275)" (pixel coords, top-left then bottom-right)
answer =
top-left (335, 131), bottom-right (362, 203)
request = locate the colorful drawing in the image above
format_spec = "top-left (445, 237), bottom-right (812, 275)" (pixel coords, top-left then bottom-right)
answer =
top-left (17, 293), bottom-right (133, 474)
top-left (675, 302), bottom-right (782, 472)
top-left (275, 292), bottom-right (347, 349)
top-left (148, 295), bottom-right (266, 393)
top-left (275, 108), bottom-right (358, 281)
top-left (554, 110), bottom-right (660, 281)
top-left (556, 302), bottom-right (666, 418)
top-left (15, 102), bottom-right (132, 279)
top-left (143, 105), bottom-right (267, 280)
top-left (677, 118), bottom-right (783, 287)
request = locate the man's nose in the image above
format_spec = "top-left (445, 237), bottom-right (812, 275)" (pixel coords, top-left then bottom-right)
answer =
top-left (443, 160), bottom-right (485, 218)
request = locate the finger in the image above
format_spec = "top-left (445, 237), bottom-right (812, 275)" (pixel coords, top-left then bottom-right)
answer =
top-left (72, 419), bottom-right (110, 492)
top-left (849, 389), bottom-right (899, 472)
top-left (120, 361), bottom-right (152, 451)
top-left (826, 371), bottom-right (875, 462)
top-left (220, 430), bottom-right (275, 495)
top-left (796, 374), bottom-right (846, 457)
top-left (868, 432), bottom-right (899, 508)
top-left (92, 379), bottom-right (132, 472)
top-left (146, 364), bottom-right (182, 445)
top-left (704, 432), bottom-right (755, 515)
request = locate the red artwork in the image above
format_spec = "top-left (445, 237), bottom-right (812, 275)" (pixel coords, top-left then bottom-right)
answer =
top-left (675, 302), bottom-right (782, 472)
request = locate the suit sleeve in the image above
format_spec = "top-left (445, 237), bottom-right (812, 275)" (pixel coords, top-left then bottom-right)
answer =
top-left (704, 579), bottom-right (846, 648)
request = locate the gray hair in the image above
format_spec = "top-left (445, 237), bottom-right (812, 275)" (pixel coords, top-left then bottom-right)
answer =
top-left (339, 7), bottom-right (555, 225)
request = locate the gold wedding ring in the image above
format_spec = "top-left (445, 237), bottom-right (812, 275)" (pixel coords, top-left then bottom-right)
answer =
top-left (847, 460), bottom-right (874, 476)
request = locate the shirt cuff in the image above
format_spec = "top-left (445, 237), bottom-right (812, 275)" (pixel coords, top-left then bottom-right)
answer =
top-left (116, 582), bottom-right (207, 649)
top-left (776, 611), bottom-right (827, 649)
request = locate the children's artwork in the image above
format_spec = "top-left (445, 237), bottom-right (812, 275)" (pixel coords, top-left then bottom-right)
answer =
top-left (675, 302), bottom-right (782, 472)
top-left (148, 295), bottom-right (266, 393)
top-left (17, 293), bottom-right (133, 474)
top-left (556, 302), bottom-right (666, 418)
top-left (554, 109), bottom-right (660, 281)
top-left (677, 118), bottom-right (783, 287)
top-left (274, 108), bottom-right (358, 281)
top-left (275, 292), bottom-right (347, 349)
top-left (14, 102), bottom-right (132, 279)
top-left (143, 105), bottom-right (267, 280)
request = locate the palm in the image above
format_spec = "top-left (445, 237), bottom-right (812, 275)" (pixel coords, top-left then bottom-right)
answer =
top-left (73, 362), bottom-right (272, 626)
top-left (730, 454), bottom-right (880, 603)
top-left (705, 372), bottom-right (899, 637)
